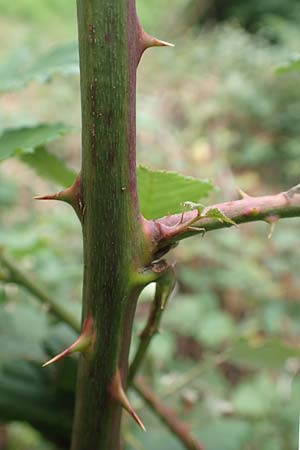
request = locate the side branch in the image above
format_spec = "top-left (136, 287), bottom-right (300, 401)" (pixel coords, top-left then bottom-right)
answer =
top-left (0, 250), bottom-right (80, 333)
top-left (147, 184), bottom-right (300, 251)
top-left (0, 255), bottom-right (204, 448)
top-left (133, 379), bottom-right (205, 450)
top-left (128, 265), bottom-right (176, 384)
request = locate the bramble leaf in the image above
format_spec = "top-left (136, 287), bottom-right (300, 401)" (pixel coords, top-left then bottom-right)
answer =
top-left (0, 123), bottom-right (74, 162)
top-left (137, 165), bottom-right (214, 220)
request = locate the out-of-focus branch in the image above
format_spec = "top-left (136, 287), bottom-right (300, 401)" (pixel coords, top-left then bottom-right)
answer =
top-left (133, 379), bottom-right (205, 450)
top-left (128, 265), bottom-right (176, 384)
top-left (0, 250), bottom-right (80, 333)
top-left (159, 354), bottom-right (227, 399)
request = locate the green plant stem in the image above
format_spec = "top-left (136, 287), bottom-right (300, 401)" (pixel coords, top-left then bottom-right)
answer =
top-left (128, 266), bottom-right (176, 384)
top-left (73, 1), bottom-right (149, 449)
top-left (0, 252), bottom-right (79, 332)
top-left (0, 257), bottom-right (205, 450)
top-left (134, 379), bottom-right (205, 450)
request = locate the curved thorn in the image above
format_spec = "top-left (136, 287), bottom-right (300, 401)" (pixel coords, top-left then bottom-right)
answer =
top-left (110, 369), bottom-right (146, 432)
top-left (34, 173), bottom-right (84, 220)
top-left (42, 317), bottom-right (94, 367)
top-left (42, 347), bottom-right (72, 367)
top-left (130, 410), bottom-right (147, 432)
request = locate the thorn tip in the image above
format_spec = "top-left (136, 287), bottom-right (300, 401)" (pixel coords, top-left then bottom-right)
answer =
top-left (110, 369), bottom-right (146, 431)
top-left (42, 317), bottom-right (93, 368)
top-left (34, 194), bottom-right (57, 201)
top-left (141, 30), bottom-right (174, 52)
top-left (131, 410), bottom-right (146, 432)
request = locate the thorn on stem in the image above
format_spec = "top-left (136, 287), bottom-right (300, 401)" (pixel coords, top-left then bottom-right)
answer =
top-left (110, 369), bottom-right (146, 432)
top-left (141, 30), bottom-right (174, 51)
top-left (236, 187), bottom-right (252, 199)
top-left (34, 173), bottom-right (83, 220)
top-left (264, 215), bottom-right (279, 240)
top-left (187, 226), bottom-right (206, 236)
top-left (42, 317), bottom-right (94, 367)
top-left (138, 26), bottom-right (174, 63)
top-left (34, 193), bottom-right (59, 201)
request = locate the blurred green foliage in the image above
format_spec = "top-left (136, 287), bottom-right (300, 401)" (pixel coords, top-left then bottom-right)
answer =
top-left (184, 0), bottom-right (300, 33)
top-left (0, 1), bottom-right (300, 450)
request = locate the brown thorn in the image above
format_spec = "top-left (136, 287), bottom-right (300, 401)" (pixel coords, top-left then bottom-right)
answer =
top-left (268, 222), bottom-right (276, 240)
top-left (264, 215), bottom-right (279, 240)
top-left (34, 193), bottom-right (59, 201)
top-left (187, 226), bottom-right (206, 236)
top-left (34, 173), bottom-right (84, 221)
top-left (130, 410), bottom-right (146, 432)
top-left (110, 369), bottom-right (146, 432)
top-left (142, 30), bottom-right (174, 50)
top-left (138, 29), bottom-right (174, 61)
top-left (42, 317), bottom-right (94, 368)
top-left (236, 187), bottom-right (252, 199)
top-left (42, 347), bottom-right (73, 368)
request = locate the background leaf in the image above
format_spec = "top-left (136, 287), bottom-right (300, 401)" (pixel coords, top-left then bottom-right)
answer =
top-left (227, 338), bottom-right (300, 370)
top-left (276, 56), bottom-right (300, 74)
top-left (0, 123), bottom-right (74, 162)
top-left (20, 147), bottom-right (76, 188)
top-left (137, 165), bottom-right (214, 220)
top-left (0, 42), bottom-right (79, 93)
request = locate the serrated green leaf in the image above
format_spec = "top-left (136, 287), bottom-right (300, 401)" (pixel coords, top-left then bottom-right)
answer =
top-left (204, 207), bottom-right (236, 226)
top-left (20, 147), bottom-right (76, 188)
top-left (0, 42), bottom-right (79, 93)
top-left (0, 123), bottom-right (74, 162)
top-left (137, 165), bottom-right (214, 220)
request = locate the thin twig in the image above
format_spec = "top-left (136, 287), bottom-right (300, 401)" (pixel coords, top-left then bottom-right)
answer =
top-left (133, 379), bottom-right (205, 450)
top-left (159, 354), bottom-right (227, 399)
top-left (128, 265), bottom-right (176, 384)
top-left (0, 250), bottom-right (80, 333)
